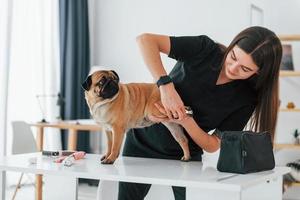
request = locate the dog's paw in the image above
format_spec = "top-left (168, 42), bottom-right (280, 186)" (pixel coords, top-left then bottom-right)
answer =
top-left (101, 158), bottom-right (115, 164)
top-left (100, 153), bottom-right (111, 161)
top-left (100, 155), bottom-right (107, 161)
top-left (180, 156), bottom-right (191, 162)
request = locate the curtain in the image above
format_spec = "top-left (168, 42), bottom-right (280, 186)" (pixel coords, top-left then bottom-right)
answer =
top-left (4, 0), bottom-right (61, 186)
top-left (59, 0), bottom-right (91, 152)
top-left (0, 0), bottom-right (13, 198)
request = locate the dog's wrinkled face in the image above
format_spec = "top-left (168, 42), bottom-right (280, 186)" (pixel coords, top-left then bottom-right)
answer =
top-left (81, 70), bottom-right (120, 99)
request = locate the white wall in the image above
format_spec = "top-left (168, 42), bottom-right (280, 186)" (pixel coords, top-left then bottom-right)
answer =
top-left (89, 0), bottom-right (300, 170)
top-left (89, 0), bottom-right (255, 83)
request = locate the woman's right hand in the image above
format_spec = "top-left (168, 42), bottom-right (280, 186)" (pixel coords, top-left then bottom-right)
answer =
top-left (159, 83), bottom-right (187, 120)
top-left (135, 33), bottom-right (186, 119)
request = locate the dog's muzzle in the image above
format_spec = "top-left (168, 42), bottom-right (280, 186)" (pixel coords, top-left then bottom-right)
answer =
top-left (98, 78), bottom-right (119, 99)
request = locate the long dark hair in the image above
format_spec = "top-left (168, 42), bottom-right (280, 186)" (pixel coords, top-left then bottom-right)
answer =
top-left (221, 26), bottom-right (283, 142)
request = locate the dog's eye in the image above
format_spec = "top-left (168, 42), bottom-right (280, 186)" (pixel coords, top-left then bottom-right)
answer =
top-left (98, 77), bottom-right (107, 85)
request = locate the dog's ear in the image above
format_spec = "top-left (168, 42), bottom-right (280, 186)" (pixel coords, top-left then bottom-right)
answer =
top-left (81, 75), bottom-right (92, 91)
top-left (111, 70), bottom-right (119, 82)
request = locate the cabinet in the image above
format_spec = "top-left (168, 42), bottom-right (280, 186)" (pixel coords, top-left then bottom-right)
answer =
top-left (274, 35), bottom-right (300, 187)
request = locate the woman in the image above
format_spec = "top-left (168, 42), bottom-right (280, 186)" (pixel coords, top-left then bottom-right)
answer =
top-left (118, 26), bottom-right (282, 200)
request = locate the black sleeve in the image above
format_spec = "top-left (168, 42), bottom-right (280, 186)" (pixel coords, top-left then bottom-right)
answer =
top-left (168, 35), bottom-right (217, 61)
top-left (216, 105), bottom-right (255, 132)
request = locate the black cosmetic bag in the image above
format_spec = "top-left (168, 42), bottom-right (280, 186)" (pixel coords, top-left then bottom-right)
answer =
top-left (216, 130), bottom-right (275, 174)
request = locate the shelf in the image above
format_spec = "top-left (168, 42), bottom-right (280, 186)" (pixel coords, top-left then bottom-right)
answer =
top-left (278, 34), bottom-right (300, 41)
top-left (280, 70), bottom-right (300, 77)
top-left (278, 34), bottom-right (300, 191)
top-left (279, 108), bottom-right (300, 112)
top-left (285, 181), bottom-right (300, 187)
top-left (274, 143), bottom-right (300, 150)
top-left (291, 182), bottom-right (300, 187)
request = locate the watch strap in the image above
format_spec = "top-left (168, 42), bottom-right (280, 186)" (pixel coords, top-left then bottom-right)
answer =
top-left (156, 75), bottom-right (172, 87)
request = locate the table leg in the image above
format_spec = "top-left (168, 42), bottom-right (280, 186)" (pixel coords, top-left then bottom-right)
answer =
top-left (187, 187), bottom-right (241, 200)
top-left (187, 176), bottom-right (283, 200)
top-left (68, 129), bottom-right (78, 151)
top-left (36, 176), bottom-right (43, 200)
top-left (241, 177), bottom-right (282, 200)
top-left (36, 127), bottom-right (44, 200)
top-left (36, 127), bottom-right (44, 151)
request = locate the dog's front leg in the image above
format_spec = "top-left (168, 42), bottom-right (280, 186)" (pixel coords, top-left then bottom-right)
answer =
top-left (101, 126), bottom-right (125, 164)
top-left (101, 130), bottom-right (112, 161)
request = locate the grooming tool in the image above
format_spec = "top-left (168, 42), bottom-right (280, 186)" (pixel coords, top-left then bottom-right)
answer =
top-left (54, 151), bottom-right (86, 167)
top-left (62, 155), bottom-right (76, 167)
top-left (42, 150), bottom-right (75, 157)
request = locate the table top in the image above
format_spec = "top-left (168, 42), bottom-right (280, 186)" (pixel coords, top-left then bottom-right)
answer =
top-left (0, 153), bottom-right (290, 191)
top-left (30, 119), bottom-right (101, 131)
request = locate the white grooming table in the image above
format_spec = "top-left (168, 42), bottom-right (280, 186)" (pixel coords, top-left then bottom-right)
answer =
top-left (0, 153), bottom-right (290, 200)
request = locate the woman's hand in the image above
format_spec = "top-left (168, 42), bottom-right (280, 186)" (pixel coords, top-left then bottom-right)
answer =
top-left (149, 103), bottom-right (191, 125)
top-left (159, 83), bottom-right (186, 120)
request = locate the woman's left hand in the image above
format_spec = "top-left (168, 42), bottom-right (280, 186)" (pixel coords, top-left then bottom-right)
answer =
top-left (149, 103), bottom-right (191, 125)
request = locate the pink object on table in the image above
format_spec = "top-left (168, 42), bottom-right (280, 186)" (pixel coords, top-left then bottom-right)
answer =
top-left (73, 151), bottom-right (86, 160)
top-left (54, 151), bottom-right (86, 163)
top-left (54, 156), bottom-right (67, 163)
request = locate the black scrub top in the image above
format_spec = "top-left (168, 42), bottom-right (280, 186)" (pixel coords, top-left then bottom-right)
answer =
top-left (122, 35), bottom-right (257, 161)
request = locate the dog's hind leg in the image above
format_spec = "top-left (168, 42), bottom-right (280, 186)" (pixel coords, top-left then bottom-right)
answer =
top-left (162, 122), bottom-right (191, 161)
top-left (101, 130), bottom-right (113, 162)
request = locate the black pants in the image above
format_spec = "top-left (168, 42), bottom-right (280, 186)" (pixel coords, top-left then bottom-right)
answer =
top-left (118, 182), bottom-right (185, 200)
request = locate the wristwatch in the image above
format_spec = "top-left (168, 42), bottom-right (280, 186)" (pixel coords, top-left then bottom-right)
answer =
top-left (156, 75), bottom-right (173, 87)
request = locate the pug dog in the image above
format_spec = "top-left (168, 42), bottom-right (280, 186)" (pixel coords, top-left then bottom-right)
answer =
top-left (82, 70), bottom-right (192, 164)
